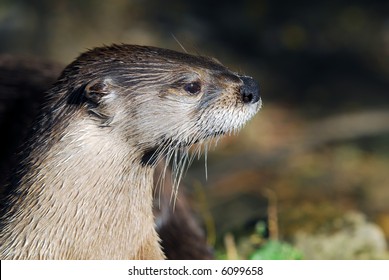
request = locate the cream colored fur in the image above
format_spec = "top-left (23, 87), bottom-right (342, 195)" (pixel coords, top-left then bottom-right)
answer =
top-left (0, 120), bottom-right (164, 259)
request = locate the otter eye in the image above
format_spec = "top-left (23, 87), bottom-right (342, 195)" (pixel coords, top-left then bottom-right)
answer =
top-left (184, 82), bottom-right (201, 95)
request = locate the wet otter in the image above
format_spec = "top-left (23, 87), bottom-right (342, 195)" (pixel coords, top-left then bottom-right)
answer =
top-left (0, 54), bottom-right (213, 260)
top-left (0, 44), bottom-right (261, 259)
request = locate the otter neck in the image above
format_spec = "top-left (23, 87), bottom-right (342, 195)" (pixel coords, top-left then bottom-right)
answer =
top-left (1, 118), bottom-right (164, 259)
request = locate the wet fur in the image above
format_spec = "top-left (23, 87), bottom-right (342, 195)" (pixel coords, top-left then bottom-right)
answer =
top-left (0, 45), bottom-right (261, 259)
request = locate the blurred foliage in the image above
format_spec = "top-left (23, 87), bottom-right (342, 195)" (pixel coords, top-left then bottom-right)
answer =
top-left (225, 221), bottom-right (303, 260)
top-left (216, 222), bottom-right (303, 260)
top-left (250, 241), bottom-right (303, 260)
top-left (294, 211), bottom-right (389, 259)
top-left (0, 0), bottom-right (388, 259)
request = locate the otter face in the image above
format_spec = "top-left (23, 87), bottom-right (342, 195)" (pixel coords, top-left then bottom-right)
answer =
top-left (128, 67), bottom-right (261, 150)
top-left (65, 45), bottom-right (261, 167)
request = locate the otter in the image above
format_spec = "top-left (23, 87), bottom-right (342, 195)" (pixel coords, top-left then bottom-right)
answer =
top-left (0, 54), bottom-right (213, 260)
top-left (0, 44), bottom-right (261, 259)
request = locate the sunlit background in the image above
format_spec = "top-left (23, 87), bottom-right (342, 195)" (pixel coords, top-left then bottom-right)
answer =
top-left (1, 0), bottom-right (388, 259)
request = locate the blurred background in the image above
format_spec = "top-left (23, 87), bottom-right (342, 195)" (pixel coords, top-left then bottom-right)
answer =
top-left (0, 0), bottom-right (388, 259)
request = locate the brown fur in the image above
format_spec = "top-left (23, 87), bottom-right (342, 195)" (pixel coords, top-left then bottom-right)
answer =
top-left (0, 45), bottom-right (260, 259)
top-left (0, 55), bottom-right (214, 259)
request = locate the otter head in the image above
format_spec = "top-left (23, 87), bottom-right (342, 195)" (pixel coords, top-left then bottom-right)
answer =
top-left (60, 44), bottom-right (261, 169)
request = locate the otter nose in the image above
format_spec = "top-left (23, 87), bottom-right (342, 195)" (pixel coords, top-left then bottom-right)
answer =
top-left (240, 76), bottom-right (260, 104)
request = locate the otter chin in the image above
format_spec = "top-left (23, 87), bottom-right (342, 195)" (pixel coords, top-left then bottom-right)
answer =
top-left (0, 44), bottom-right (261, 259)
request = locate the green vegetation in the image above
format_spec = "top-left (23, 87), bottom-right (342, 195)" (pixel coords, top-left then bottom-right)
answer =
top-left (250, 241), bottom-right (303, 260)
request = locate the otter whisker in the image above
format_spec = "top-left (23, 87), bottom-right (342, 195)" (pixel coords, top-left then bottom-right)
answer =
top-left (171, 33), bottom-right (188, 54)
top-left (204, 142), bottom-right (209, 181)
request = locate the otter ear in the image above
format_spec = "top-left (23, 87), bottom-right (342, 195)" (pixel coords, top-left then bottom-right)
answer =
top-left (84, 79), bottom-right (112, 104)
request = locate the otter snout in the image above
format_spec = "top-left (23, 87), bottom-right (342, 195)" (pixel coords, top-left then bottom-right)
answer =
top-left (240, 76), bottom-right (260, 104)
